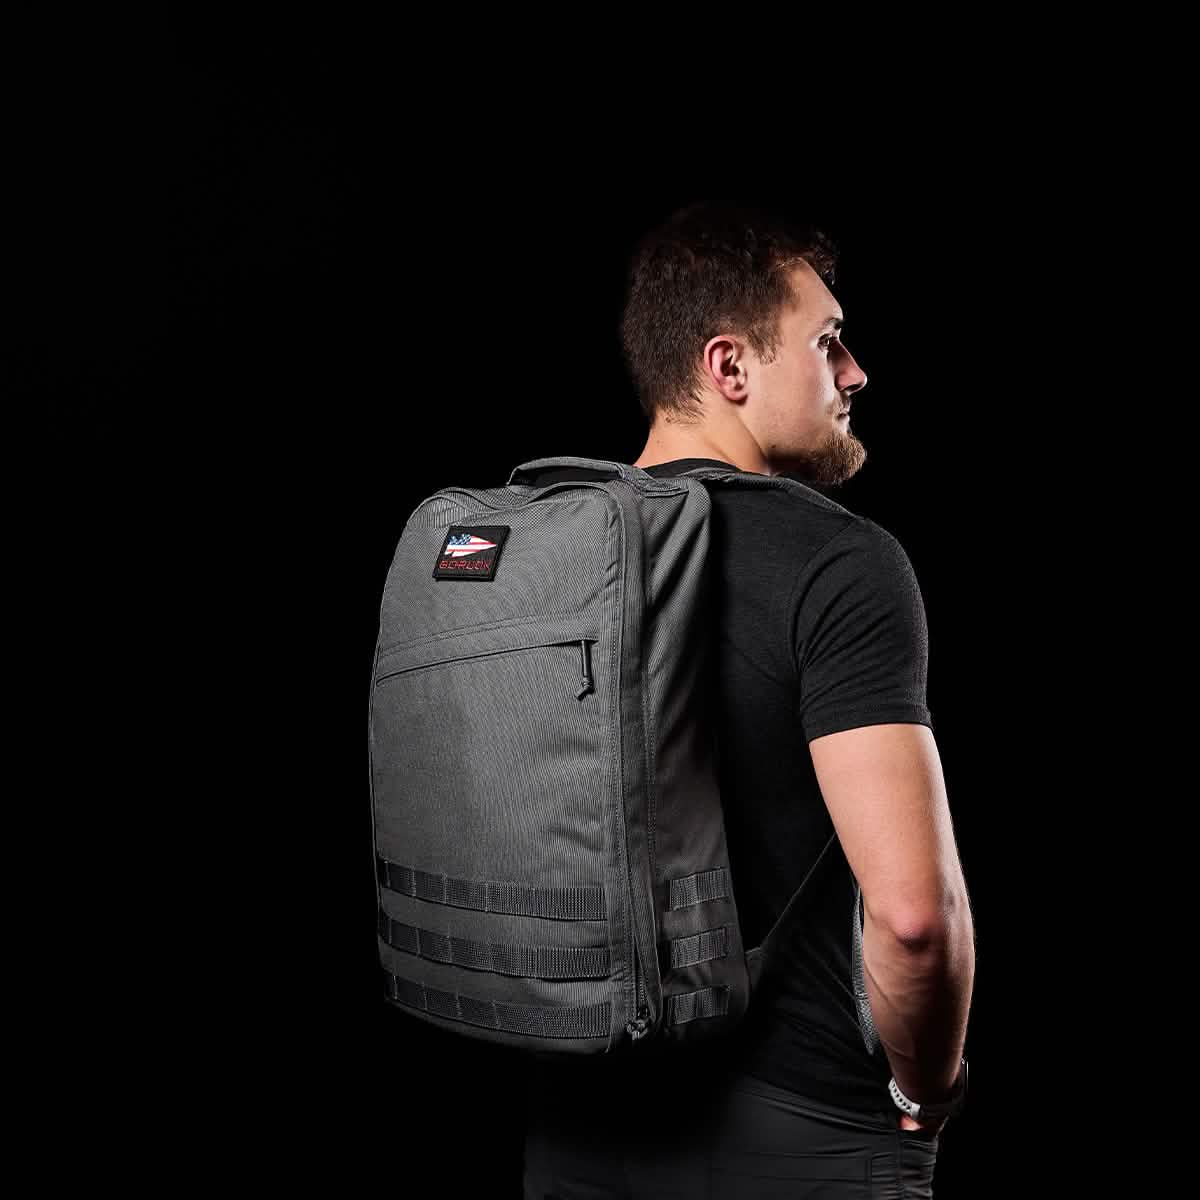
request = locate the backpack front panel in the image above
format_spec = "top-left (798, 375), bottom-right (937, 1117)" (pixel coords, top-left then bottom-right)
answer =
top-left (369, 485), bottom-right (641, 1053)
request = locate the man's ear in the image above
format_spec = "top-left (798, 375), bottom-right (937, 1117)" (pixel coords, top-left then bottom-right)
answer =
top-left (704, 335), bottom-right (748, 401)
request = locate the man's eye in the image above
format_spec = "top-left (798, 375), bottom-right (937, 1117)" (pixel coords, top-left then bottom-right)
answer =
top-left (819, 336), bottom-right (838, 352)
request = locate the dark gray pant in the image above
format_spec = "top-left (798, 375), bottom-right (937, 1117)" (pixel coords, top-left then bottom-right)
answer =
top-left (523, 1068), bottom-right (939, 1198)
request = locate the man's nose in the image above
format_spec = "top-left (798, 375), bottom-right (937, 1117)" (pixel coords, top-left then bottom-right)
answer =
top-left (843, 362), bottom-right (867, 394)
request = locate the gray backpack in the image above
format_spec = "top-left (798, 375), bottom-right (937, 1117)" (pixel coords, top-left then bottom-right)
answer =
top-left (367, 455), bottom-right (842, 1058)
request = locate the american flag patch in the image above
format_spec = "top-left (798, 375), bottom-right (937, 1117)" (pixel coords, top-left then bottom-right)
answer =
top-left (432, 524), bottom-right (510, 581)
top-left (443, 532), bottom-right (498, 558)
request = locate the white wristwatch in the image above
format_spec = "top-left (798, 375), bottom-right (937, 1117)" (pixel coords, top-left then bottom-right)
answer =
top-left (888, 1058), bottom-right (968, 1120)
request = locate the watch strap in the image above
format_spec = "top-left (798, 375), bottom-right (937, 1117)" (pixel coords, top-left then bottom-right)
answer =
top-left (888, 1058), bottom-right (968, 1119)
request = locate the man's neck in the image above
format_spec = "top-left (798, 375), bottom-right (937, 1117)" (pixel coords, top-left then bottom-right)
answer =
top-left (633, 437), bottom-right (767, 474)
top-left (631, 417), bottom-right (774, 474)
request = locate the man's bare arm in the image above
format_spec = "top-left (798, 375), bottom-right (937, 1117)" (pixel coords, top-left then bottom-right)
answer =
top-left (809, 722), bottom-right (975, 1100)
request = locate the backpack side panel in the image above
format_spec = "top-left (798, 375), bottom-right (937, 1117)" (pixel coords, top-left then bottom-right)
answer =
top-left (629, 477), bottom-right (753, 1046)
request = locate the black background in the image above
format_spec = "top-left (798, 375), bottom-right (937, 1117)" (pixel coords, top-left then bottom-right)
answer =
top-left (20, 21), bottom-right (1128, 1196)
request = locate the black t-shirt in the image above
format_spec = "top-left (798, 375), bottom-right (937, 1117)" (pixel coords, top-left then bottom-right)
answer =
top-left (527, 457), bottom-right (935, 1116)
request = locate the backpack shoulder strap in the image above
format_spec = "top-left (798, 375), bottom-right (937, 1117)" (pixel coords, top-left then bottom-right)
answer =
top-left (745, 832), bottom-right (840, 990)
top-left (671, 465), bottom-right (856, 516)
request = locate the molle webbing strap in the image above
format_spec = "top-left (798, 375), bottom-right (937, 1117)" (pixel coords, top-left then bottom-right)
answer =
top-left (376, 855), bottom-right (605, 922)
top-left (668, 926), bottom-right (730, 969)
top-left (377, 909), bottom-right (611, 980)
top-left (668, 868), bottom-right (730, 910)
top-left (666, 986), bottom-right (731, 1027)
top-left (382, 970), bottom-right (611, 1039)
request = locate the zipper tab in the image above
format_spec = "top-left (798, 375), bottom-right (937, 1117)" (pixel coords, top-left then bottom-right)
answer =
top-left (625, 1007), bottom-right (651, 1042)
top-left (575, 639), bottom-right (593, 699)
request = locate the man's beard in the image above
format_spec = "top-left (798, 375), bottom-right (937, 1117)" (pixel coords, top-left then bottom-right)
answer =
top-left (783, 423), bottom-right (868, 486)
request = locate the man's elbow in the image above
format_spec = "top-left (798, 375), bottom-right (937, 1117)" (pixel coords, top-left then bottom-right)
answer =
top-left (888, 890), bottom-right (974, 951)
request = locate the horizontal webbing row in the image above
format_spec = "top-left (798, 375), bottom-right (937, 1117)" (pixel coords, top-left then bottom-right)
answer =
top-left (669, 868), bottom-right (729, 910)
top-left (376, 855), bottom-right (605, 921)
top-left (669, 925), bottom-right (729, 969)
top-left (383, 969), bottom-right (611, 1039)
top-left (667, 985), bottom-right (730, 1027)
top-left (378, 909), bottom-right (610, 980)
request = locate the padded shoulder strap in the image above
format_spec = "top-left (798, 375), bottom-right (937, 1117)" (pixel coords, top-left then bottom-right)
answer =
top-left (673, 466), bottom-right (856, 516)
top-left (671, 465), bottom-right (754, 482)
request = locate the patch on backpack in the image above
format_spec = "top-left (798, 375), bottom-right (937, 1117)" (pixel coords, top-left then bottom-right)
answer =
top-left (432, 525), bottom-right (510, 581)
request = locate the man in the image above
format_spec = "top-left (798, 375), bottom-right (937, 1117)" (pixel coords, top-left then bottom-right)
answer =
top-left (521, 202), bottom-right (975, 1198)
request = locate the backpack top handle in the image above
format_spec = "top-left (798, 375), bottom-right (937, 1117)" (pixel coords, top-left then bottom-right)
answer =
top-left (507, 456), bottom-right (652, 487)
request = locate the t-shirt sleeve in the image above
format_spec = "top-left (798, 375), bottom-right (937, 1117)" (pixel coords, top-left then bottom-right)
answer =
top-left (789, 518), bottom-right (935, 745)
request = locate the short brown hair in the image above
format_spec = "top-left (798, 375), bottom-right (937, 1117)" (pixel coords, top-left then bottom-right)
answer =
top-left (619, 201), bottom-right (839, 424)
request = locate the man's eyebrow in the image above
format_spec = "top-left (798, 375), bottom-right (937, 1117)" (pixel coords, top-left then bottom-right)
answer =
top-left (817, 316), bottom-right (845, 332)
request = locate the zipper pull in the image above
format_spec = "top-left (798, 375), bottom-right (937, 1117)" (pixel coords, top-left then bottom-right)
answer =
top-left (575, 640), bottom-right (593, 699)
top-left (625, 1006), bottom-right (651, 1042)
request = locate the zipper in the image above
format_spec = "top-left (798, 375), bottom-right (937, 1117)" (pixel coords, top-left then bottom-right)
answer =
top-left (576, 639), bottom-right (593, 699)
top-left (375, 637), bottom-right (597, 696)
top-left (624, 922), bottom-right (650, 1042)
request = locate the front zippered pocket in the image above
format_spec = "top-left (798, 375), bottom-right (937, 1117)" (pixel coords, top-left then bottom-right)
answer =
top-left (375, 635), bottom-right (598, 698)
top-left (375, 613), bottom-right (602, 677)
